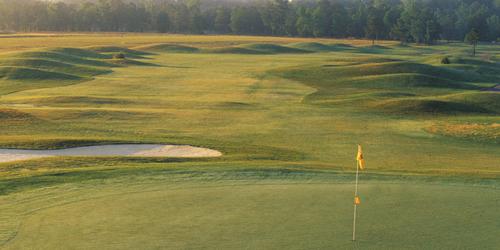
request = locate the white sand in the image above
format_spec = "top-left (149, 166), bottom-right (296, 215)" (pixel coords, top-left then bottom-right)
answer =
top-left (0, 154), bottom-right (52, 163)
top-left (0, 144), bottom-right (222, 163)
top-left (132, 145), bottom-right (222, 157)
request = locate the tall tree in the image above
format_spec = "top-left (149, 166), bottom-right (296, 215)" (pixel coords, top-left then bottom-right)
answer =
top-left (295, 7), bottom-right (314, 37)
top-left (486, 15), bottom-right (500, 41)
top-left (214, 7), bottom-right (231, 33)
top-left (230, 6), bottom-right (265, 35)
top-left (260, 0), bottom-right (288, 35)
top-left (365, 5), bottom-right (385, 44)
top-left (465, 29), bottom-right (480, 56)
top-left (331, 1), bottom-right (349, 37)
top-left (311, 0), bottom-right (332, 37)
top-left (156, 11), bottom-right (170, 33)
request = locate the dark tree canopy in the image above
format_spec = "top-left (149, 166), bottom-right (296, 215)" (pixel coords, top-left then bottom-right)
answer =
top-left (0, 0), bottom-right (499, 43)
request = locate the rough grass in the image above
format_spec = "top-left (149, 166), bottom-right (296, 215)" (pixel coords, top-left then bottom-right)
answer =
top-left (373, 99), bottom-right (492, 115)
top-left (427, 122), bottom-right (500, 143)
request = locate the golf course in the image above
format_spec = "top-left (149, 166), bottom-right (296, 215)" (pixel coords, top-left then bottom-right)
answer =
top-left (0, 33), bottom-right (499, 249)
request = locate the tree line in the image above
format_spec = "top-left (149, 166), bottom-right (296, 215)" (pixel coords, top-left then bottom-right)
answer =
top-left (1, 0), bottom-right (499, 44)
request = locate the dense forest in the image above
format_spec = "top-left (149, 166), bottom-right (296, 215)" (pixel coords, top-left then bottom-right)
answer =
top-left (1, 0), bottom-right (499, 43)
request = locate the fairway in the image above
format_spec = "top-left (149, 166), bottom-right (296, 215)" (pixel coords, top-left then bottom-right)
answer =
top-left (0, 33), bottom-right (499, 249)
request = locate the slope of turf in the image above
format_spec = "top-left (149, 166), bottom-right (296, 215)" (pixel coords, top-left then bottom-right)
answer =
top-left (373, 98), bottom-right (492, 115)
top-left (3, 51), bottom-right (116, 67)
top-left (0, 47), bottom-right (155, 94)
top-left (204, 46), bottom-right (267, 54)
top-left (0, 66), bottom-right (83, 81)
top-left (242, 43), bottom-right (310, 54)
top-left (440, 92), bottom-right (500, 113)
top-left (18, 96), bottom-right (131, 106)
top-left (272, 57), bottom-right (497, 115)
top-left (49, 47), bottom-right (111, 59)
top-left (0, 108), bottom-right (34, 120)
top-left (288, 42), bottom-right (334, 52)
top-left (0, 58), bottom-right (110, 77)
top-left (84, 46), bottom-right (151, 58)
top-left (135, 43), bottom-right (200, 53)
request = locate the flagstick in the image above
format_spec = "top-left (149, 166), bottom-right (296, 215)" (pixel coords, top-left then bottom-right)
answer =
top-left (352, 160), bottom-right (359, 241)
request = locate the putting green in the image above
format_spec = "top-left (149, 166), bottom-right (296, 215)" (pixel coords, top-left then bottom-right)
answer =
top-left (2, 178), bottom-right (498, 249)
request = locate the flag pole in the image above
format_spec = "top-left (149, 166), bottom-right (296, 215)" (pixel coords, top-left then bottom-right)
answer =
top-left (352, 157), bottom-right (359, 241)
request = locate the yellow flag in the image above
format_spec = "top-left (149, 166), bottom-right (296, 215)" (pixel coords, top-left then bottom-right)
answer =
top-left (354, 196), bottom-right (361, 205)
top-left (357, 144), bottom-right (365, 170)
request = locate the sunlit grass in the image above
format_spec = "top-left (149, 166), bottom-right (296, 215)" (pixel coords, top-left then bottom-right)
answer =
top-left (0, 34), bottom-right (498, 249)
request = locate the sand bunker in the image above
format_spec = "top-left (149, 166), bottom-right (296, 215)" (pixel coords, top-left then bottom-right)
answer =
top-left (0, 144), bottom-right (222, 163)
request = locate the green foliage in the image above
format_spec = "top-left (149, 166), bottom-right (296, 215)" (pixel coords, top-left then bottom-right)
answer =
top-left (156, 11), bottom-right (170, 33)
top-left (1, 0), bottom-right (500, 42)
top-left (465, 30), bottom-right (480, 44)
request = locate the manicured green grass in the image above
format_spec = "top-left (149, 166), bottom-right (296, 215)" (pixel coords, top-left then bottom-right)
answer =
top-left (0, 34), bottom-right (498, 249)
top-left (1, 173), bottom-right (498, 249)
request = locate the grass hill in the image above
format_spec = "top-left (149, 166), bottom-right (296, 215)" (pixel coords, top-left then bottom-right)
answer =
top-left (241, 43), bottom-right (310, 54)
top-left (0, 47), bottom-right (153, 94)
top-left (134, 43), bottom-right (200, 53)
top-left (272, 55), bottom-right (499, 115)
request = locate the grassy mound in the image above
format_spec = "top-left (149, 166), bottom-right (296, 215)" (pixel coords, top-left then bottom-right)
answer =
top-left (8, 51), bottom-right (116, 68)
top-left (288, 42), bottom-right (332, 52)
top-left (424, 55), bottom-right (500, 80)
top-left (204, 46), bottom-right (266, 54)
top-left (242, 43), bottom-right (310, 54)
top-left (84, 46), bottom-right (150, 58)
top-left (440, 92), bottom-right (500, 113)
top-left (135, 43), bottom-right (200, 53)
top-left (0, 66), bottom-right (83, 81)
top-left (374, 98), bottom-right (491, 115)
top-left (273, 56), bottom-right (496, 116)
top-left (106, 58), bottom-right (157, 66)
top-left (322, 57), bottom-right (399, 67)
top-left (276, 61), bottom-right (482, 91)
top-left (214, 101), bottom-right (257, 109)
top-left (338, 61), bottom-right (481, 82)
top-left (325, 43), bottom-right (356, 52)
top-left (364, 45), bottom-right (392, 50)
top-left (49, 48), bottom-right (110, 59)
top-left (0, 58), bottom-right (110, 77)
top-left (0, 47), bottom-right (156, 94)
top-left (22, 96), bottom-right (130, 106)
top-left (0, 108), bottom-right (33, 120)
top-left (349, 73), bottom-right (476, 90)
